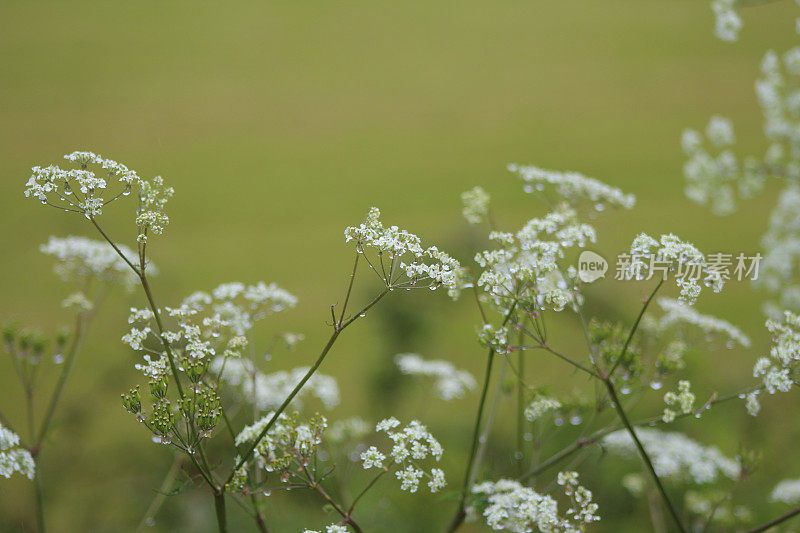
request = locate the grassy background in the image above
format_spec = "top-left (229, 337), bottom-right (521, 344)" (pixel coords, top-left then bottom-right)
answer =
top-left (1, 1), bottom-right (798, 531)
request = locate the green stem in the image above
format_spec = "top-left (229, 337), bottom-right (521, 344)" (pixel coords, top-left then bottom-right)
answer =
top-left (603, 378), bottom-right (686, 533)
top-left (745, 505), bottom-right (800, 532)
top-left (608, 279), bottom-right (663, 377)
top-left (36, 313), bottom-right (87, 446)
top-left (227, 290), bottom-right (389, 484)
top-left (446, 302), bottom-right (517, 533)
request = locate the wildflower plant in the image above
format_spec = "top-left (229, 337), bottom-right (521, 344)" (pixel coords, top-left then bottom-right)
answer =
top-left (7, 5), bottom-right (800, 533)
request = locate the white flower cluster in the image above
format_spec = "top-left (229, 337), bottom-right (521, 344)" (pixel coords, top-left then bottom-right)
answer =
top-left (711, 0), bottom-right (742, 42)
top-left (652, 298), bottom-right (751, 348)
top-left (24, 152), bottom-right (173, 244)
top-left (682, 116), bottom-right (764, 216)
top-left (757, 185), bottom-right (800, 317)
top-left (771, 478), bottom-right (800, 504)
top-left (508, 164), bottom-right (635, 211)
top-left (625, 233), bottom-right (724, 304)
top-left (524, 396), bottom-right (562, 422)
top-left (757, 47), bottom-right (800, 164)
top-left (462, 186), bottom-right (491, 225)
top-left (557, 472), bottom-right (601, 528)
top-left (344, 207), bottom-right (464, 297)
top-left (474, 205), bottom-right (593, 310)
top-left (394, 353), bottom-right (476, 400)
top-left (0, 424), bottom-right (35, 480)
top-left (662, 380), bottom-right (696, 423)
top-left (472, 474), bottom-right (599, 533)
top-left (602, 428), bottom-right (739, 484)
top-left (361, 417), bottom-right (446, 493)
top-left (40, 236), bottom-right (150, 288)
top-left (213, 359), bottom-right (340, 411)
top-left (754, 310), bottom-right (800, 394)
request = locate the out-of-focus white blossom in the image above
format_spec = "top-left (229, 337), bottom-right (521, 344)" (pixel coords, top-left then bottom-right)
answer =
top-left (603, 429), bottom-right (739, 484)
top-left (462, 186), bottom-right (491, 225)
top-left (754, 310), bottom-right (800, 394)
top-left (214, 358), bottom-right (340, 412)
top-left (662, 380), bottom-right (696, 423)
top-left (524, 396), bottom-right (562, 421)
top-left (757, 185), bottom-right (800, 316)
top-left (395, 353), bottom-right (476, 400)
top-left (41, 236), bottom-right (153, 288)
top-left (771, 478), bottom-right (800, 504)
top-left (652, 298), bottom-right (751, 348)
top-left (711, 0), bottom-right (742, 42)
top-left (509, 164), bottom-right (635, 211)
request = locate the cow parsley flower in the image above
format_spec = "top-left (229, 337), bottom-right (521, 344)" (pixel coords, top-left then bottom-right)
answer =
top-left (711, 0), bottom-right (742, 42)
top-left (652, 298), bottom-right (750, 348)
top-left (509, 164), bottom-right (635, 210)
top-left (753, 310), bottom-right (800, 394)
top-left (602, 429), bottom-right (739, 484)
top-left (360, 446), bottom-right (386, 469)
top-left (624, 233), bottom-right (724, 305)
top-left (366, 418), bottom-right (445, 493)
top-left (471, 474), bottom-right (598, 533)
top-left (0, 424), bottom-right (35, 480)
top-left (771, 478), bottom-right (800, 504)
top-left (24, 152), bottom-right (173, 244)
top-left (344, 207), bottom-right (464, 297)
top-left (462, 186), bottom-right (491, 225)
top-left (474, 204), bottom-right (593, 310)
top-left (394, 353), bottom-right (476, 400)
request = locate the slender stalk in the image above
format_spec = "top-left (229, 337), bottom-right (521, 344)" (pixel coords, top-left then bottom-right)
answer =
top-left (89, 219), bottom-right (185, 399)
top-left (310, 481), bottom-right (364, 533)
top-left (227, 290), bottom-right (389, 484)
top-left (603, 378), bottom-right (686, 533)
top-left (348, 470), bottom-right (386, 515)
top-left (519, 385), bottom-right (760, 482)
top-left (541, 345), bottom-right (601, 379)
top-left (446, 302), bottom-right (517, 532)
top-left (35, 313), bottom-right (87, 446)
top-left (516, 330), bottom-right (525, 476)
top-left (745, 505), bottom-right (800, 532)
top-left (608, 279), bottom-right (663, 377)
top-left (136, 454), bottom-right (183, 532)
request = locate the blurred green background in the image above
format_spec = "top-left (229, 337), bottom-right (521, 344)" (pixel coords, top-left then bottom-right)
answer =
top-left (1, 1), bottom-right (798, 531)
